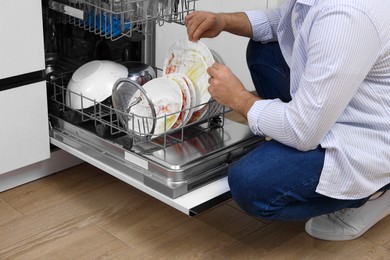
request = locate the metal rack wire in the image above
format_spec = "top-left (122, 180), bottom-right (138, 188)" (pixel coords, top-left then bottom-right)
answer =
top-left (48, 72), bottom-right (227, 149)
top-left (48, 0), bottom-right (197, 40)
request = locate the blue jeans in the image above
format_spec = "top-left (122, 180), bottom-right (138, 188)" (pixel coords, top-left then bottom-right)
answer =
top-left (228, 40), bottom-right (373, 221)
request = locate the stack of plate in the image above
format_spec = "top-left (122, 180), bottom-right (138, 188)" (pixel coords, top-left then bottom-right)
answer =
top-left (162, 38), bottom-right (224, 125)
top-left (112, 38), bottom-right (224, 137)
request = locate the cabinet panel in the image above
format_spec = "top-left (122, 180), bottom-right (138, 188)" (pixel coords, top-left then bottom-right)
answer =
top-left (0, 0), bottom-right (45, 79)
top-left (0, 81), bottom-right (50, 174)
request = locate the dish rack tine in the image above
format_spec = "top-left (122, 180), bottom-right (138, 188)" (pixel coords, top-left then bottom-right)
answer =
top-left (48, 0), bottom-right (197, 41)
top-left (145, 117), bottom-right (150, 135)
top-left (141, 117), bottom-right (147, 136)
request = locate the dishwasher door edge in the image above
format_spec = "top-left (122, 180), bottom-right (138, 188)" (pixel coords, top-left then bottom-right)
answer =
top-left (50, 135), bottom-right (231, 216)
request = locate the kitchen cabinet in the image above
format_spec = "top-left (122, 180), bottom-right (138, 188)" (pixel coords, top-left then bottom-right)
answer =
top-left (0, 0), bottom-right (50, 176)
top-left (0, 0), bottom-right (45, 79)
top-left (0, 82), bottom-right (50, 175)
top-left (0, 0), bottom-right (82, 190)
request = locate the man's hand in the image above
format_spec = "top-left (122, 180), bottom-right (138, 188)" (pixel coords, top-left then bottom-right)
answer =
top-left (185, 11), bottom-right (226, 41)
top-left (207, 63), bottom-right (259, 118)
top-left (185, 11), bottom-right (253, 41)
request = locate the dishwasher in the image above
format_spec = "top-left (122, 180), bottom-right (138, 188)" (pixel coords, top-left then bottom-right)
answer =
top-left (43, 0), bottom-right (265, 216)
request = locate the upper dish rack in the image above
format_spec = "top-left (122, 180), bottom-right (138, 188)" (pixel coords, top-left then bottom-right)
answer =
top-left (48, 0), bottom-right (197, 40)
top-left (48, 71), bottom-right (228, 150)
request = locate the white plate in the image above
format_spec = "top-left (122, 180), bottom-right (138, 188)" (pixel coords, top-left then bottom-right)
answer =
top-left (187, 98), bottom-right (224, 124)
top-left (165, 73), bottom-right (196, 128)
top-left (128, 78), bottom-right (183, 136)
top-left (163, 39), bottom-right (215, 111)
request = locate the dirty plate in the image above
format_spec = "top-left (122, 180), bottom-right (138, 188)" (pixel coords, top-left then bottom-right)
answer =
top-left (128, 77), bottom-right (183, 136)
top-left (165, 73), bottom-right (196, 128)
top-left (163, 39), bottom-right (214, 112)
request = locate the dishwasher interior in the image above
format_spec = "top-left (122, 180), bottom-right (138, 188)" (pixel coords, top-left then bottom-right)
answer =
top-left (44, 0), bottom-right (264, 202)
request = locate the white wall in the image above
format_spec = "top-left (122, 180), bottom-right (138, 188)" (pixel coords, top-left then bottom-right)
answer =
top-left (156, 0), bottom-right (268, 91)
top-left (267, 0), bottom-right (288, 8)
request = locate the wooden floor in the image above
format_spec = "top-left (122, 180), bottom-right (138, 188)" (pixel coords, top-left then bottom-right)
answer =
top-left (1, 164), bottom-right (390, 259)
top-left (2, 112), bottom-right (390, 259)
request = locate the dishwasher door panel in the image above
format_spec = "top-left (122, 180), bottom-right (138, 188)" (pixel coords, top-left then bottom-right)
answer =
top-left (49, 107), bottom-right (264, 215)
top-left (50, 135), bottom-right (231, 216)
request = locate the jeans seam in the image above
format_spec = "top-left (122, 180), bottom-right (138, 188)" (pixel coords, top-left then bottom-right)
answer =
top-left (262, 177), bottom-right (320, 219)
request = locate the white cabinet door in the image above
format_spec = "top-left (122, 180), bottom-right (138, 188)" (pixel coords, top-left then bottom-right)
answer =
top-left (0, 0), bottom-right (45, 79)
top-left (0, 0), bottom-right (49, 175)
top-left (156, 0), bottom-right (268, 91)
top-left (0, 81), bottom-right (50, 174)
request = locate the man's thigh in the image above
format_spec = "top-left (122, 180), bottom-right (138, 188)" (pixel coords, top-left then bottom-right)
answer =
top-left (228, 140), bottom-right (326, 217)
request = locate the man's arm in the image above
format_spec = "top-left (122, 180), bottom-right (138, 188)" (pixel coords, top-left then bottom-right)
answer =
top-left (185, 11), bottom-right (252, 41)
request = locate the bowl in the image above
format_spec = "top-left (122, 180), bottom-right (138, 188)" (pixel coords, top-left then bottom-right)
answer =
top-left (66, 60), bottom-right (128, 110)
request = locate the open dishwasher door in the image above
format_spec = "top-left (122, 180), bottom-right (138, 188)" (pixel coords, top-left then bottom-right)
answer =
top-left (50, 111), bottom-right (264, 216)
top-left (45, 0), bottom-right (265, 215)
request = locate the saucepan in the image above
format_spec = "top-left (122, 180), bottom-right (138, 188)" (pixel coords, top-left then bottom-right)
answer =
top-left (122, 61), bottom-right (157, 86)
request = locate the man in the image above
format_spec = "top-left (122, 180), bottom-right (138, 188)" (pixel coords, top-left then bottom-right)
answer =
top-left (185, 0), bottom-right (390, 241)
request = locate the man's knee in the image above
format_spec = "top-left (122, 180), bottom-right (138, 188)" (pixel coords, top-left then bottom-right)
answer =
top-left (228, 159), bottom-right (280, 219)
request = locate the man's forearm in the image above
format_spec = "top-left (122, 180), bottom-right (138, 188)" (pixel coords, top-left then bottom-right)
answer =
top-left (220, 12), bottom-right (253, 38)
top-left (233, 90), bottom-right (260, 119)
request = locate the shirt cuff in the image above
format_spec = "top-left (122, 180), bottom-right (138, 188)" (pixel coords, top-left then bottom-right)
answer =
top-left (247, 99), bottom-right (272, 136)
top-left (247, 99), bottom-right (286, 137)
top-left (244, 9), bottom-right (280, 42)
top-left (244, 10), bottom-right (272, 42)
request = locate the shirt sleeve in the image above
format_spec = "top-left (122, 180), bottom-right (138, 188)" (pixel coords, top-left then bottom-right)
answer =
top-left (247, 99), bottom-right (284, 136)
top-left (244, 9), bottom-right (282, 42)
top-left (248, 6), bottom-right (382, 151)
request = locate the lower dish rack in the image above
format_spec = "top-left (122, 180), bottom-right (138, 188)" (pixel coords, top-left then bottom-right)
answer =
top-left (48, 72), bottom-right (264, 199)
top-left (49, 71), bottom-right (228, 148)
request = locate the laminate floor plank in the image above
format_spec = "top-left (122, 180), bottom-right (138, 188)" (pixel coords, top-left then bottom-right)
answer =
top-left (120, 216), bottom-right (237, 259)
top-left (0, 163), bottom-right (114, 215)
top-left (4, 225), bottom-right (128, 260)
top-left (96, 200), bottom-right (265, 259)
top-left (196, 203), bottom-right (267, 240)
top-left (210, 220), bottom-right (390, 259)
top-left (361, 215), bottom-right (390, 249)
top-left (97, 200), bottom-right (191, 248)
top-left (0, 198), bottom-right (23, 226)
top-left (0, 180), bottom-right (148, 258)
top-left (1, 163), bottom-right (390, 259)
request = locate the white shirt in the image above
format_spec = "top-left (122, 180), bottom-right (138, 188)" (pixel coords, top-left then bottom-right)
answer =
top-left (245, 0), bottom-right (390, 199)
top-left (290, 2), bottom-right (298, 38)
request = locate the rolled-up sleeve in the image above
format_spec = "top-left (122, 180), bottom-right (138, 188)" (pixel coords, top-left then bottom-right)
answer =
top-left (247, 99), bottom-right (286, 137)
top-left (244, 9), bottom-right (281, 42)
